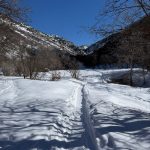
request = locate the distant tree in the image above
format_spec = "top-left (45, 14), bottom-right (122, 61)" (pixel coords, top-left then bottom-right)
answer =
top-left (67, 58), bottom-right (80, 79)
top-left (0, 23), bottom-right (12, 63)
top-left (117, 31), bottom-right (138, 85)
top-left (17, 44), bottom-right (28, 78)
top-left (14, 43), bottom-right (39, 79)
top-left (25, 46), bottom-right (39, 79)
top-left (117, 26), bottom-right (150, 86)
top-left (51, 71), bottom-right (61, 81)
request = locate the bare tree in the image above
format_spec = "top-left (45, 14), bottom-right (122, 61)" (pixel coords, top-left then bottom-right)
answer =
top-left (136, 35), bottom-right (150, 84)
top-left (91, 0), bottom-right (150, 36)
top-left (13, 43), bottom-right (39, 79)
top-left (118, 33), bottom-right (136, 85)
top-left (0, 0), bottom-right (29, 22)
top-left (68, 59), bottom-right (80, 79)
top-left (18, 44), bottom-right (28, 78)
top-left (37, 48), bottom-right (63, 81)
top-left (25, 47), bottom-right (39, 79)
top-left (90, 0), bottom-right (150, 86)
top-left (51, 71), bottom-right (61, 81)
top-left (117, 27), bottom-right (150, 86)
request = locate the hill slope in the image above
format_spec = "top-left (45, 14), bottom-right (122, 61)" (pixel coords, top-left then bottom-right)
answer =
top-left (76, 15), bottom-right (150, 67)
top-left (0, 15), bottom-right (82, 57)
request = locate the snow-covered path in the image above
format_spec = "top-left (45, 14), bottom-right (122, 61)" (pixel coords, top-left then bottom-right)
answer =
top-left (84, 83), bottom-right (150, 150)
top-left (0, 77), bottom-right (86, 149)
top-left (0, 76), bottom-right (101, 150)
top-left (0, 69), bottom-right (150, 150)
top-left (81, 69), bottom-right (150, 150)
top-left (81, 85), bottom-right (99, 150)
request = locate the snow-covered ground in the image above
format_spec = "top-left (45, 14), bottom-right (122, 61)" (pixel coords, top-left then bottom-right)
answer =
top-left (0, 69), bottom-right (150, 150)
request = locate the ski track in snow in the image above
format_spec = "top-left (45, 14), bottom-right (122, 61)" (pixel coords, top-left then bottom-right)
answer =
top-left (0, 69), bottom-right (150, 150)
top-left (81, 85), bottom-right (100, 150)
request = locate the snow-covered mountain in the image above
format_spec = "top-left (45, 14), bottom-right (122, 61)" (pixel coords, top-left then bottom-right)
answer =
top-left (1, 15), bottom-right (149, 69)
top-left (0, 15), bottom-right (120, 64)
top-left (0, 15), bottom-right (81, 57)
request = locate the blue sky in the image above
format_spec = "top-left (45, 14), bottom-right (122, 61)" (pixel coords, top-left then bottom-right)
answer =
top-left (21, 0), bottom-right (105, 46)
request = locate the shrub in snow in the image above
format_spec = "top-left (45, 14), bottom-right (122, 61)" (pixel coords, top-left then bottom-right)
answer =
top-left (51, 71), bottom-right (61, 81)
top-left (69, 69), bottom-right (80, 79)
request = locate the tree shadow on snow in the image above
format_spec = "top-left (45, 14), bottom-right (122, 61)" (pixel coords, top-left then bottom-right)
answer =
top-left (92, 102), bottom-right (150, 148)
top-left (0, 138), bottom-right (84, 150)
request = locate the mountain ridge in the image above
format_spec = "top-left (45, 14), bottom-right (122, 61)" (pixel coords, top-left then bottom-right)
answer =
top-left (0, 15), bottom-right (84, 57)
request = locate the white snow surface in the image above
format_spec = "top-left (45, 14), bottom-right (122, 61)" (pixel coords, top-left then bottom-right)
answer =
top-left (0, 69), bottom-right (150, 150)
top-left (0, 77), bottom-right (84, 149)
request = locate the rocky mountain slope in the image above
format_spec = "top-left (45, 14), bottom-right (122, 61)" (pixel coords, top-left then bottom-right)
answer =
top-left (0, 15), bottom-right (82, 58)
